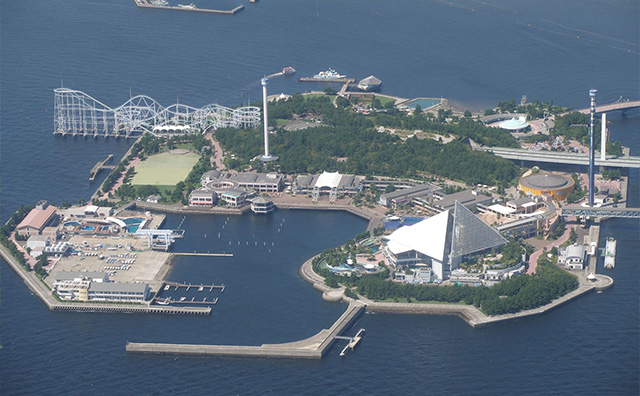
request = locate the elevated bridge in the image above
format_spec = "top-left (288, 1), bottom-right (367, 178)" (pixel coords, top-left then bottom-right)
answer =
top-left (479, 146), bottom-right (640, 169)
top-left (561, 206), bottom-right (640, 219)
top-left (571, 98), bottom-right (640, 115)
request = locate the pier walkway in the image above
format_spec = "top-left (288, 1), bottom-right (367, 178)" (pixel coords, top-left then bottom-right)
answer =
top-left (89, 154), bottom-right (115, 182)
top-left (126, 301), bottom-right (365, 359)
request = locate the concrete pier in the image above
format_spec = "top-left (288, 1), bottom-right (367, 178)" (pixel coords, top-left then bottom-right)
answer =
top-left (89, 154), bottom-right (115, 182)
top-left (126, 301), bottom-right (365, 359)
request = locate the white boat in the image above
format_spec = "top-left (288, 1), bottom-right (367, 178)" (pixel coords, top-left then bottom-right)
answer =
top-left (603, 237), bottom-right (616, 269)
top-left (313, 68), bottom-right (347, 79)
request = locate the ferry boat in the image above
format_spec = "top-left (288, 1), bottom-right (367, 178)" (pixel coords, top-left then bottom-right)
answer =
top-left (282, 66), bottom-right (296, 76)
top-left (603, 237), bottom-right (617, 269)
top-left (313, 68), bottom-right (346, 79)
top-left (178, 3), bottom-right (197, 9)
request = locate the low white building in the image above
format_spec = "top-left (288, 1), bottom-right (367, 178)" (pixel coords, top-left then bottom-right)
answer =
top-left (560, 244), bottom-right (587, 270)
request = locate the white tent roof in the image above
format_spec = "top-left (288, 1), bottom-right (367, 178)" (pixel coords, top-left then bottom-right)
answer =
top-left (385, 210), bottom-right (451, 262)
top-left (499, 116), bottom-right (528, 131)
top-left (315, 171), bottom-right (342, 189)
top-left (84, 205), bottom-right (99, 213)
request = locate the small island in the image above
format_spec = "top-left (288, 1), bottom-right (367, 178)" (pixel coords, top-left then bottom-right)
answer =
top-left (1, 86), bottom-right (628, 358)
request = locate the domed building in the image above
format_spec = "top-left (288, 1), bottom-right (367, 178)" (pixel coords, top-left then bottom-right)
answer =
top-left (519, 172), bottom-right (575, 201)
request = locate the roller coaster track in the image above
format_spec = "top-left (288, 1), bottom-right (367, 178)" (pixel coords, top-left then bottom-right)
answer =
top-left (53, 88), bottom-right (260, 138)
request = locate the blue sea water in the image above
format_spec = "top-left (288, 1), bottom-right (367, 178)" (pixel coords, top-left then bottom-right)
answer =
top-left (1, 0), bottom-right (639, 394)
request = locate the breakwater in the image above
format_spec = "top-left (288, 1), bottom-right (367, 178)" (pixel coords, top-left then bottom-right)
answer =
top-left (133, 0), bottom-right (244, 15)
top-left (126, 301), bottom-right (365, 359)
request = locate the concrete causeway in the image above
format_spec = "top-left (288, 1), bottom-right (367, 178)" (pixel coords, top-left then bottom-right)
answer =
top-left (126, 301), bottom-right (365, 359)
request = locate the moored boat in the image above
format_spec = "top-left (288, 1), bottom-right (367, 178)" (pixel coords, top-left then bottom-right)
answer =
top-left (282, 66), bottom-right (296, 76)
top-left (313, 68), bottom-right (346, 79)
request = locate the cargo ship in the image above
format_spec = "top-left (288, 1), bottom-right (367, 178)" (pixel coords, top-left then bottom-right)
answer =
top-left (603, 237), bottom-right (616, 269)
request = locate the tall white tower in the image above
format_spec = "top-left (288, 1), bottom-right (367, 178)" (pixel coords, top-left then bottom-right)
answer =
top-left (600, 112), bottom-right (607, 161)
top-left (260, 77), bottom-right (278, 162)
top-left (588, 89), bottom-right (597, 207)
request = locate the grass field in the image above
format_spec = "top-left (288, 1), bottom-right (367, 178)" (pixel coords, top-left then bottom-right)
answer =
top-left (130, 152), bottom-right (200, 186)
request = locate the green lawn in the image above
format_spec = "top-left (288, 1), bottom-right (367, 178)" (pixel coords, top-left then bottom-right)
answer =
top-left (131, 152), bottom-right (200, 186)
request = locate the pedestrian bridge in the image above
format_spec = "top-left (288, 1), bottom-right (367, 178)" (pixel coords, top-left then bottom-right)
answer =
top-left (561, 206), bottom-right (640, 219)
top-left (479, 147), bottom-right (640, 169)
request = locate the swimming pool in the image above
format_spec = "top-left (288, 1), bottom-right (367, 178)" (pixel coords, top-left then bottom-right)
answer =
top-left (123, 217), bottom-right (145, 225)
top-left (405, 98), bottom-right (441, 110)
top-left (121, 217), bottom-right (146, 233)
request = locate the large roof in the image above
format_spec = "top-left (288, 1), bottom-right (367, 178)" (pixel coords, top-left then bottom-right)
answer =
top-left (450, 201), bottom-right (507, 258)
top-left (358, 75), bottom-right (382, 85)
top-left (499, 116), bottom-right (529, 130)
top-left (520, 173), bottom-right (574, 190)
top-left (17, 205), bottom-right (57, 231)
top-left (315, 171), bottom-right (342, 189)
top-left (385, 210), bottom-right (451, 261)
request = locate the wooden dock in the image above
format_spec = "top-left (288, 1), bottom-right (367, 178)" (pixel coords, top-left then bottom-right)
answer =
top-left (133, 0), bottom-right (244, 15)
top-left (89, 154), bottom-right (115, 182)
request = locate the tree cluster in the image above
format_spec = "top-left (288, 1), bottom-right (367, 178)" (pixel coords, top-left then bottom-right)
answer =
top-left (216, 126), bottom-right (519, 186)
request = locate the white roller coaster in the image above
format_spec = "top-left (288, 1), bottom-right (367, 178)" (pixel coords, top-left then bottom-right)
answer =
top-left (53, 88), bottom-right (261, 137)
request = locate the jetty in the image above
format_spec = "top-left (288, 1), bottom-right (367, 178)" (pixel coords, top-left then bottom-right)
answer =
top-left (89, 154), bottom-right (115, 182)
top-left (132, 0), bottom-right (244, 15)
top-left (126, 301), bottom-right (365, 359)
top-left (161, 281), bottom-right (225, 293)
top-left (173, 252), bottom-right (233, 257)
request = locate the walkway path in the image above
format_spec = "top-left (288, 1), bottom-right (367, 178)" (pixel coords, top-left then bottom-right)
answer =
top-left (100, 157), bottom-right (140, 200)
top-left (205, 130), bottom-right (225, 171)
top-left (527, 225), bottom-right (575, 274)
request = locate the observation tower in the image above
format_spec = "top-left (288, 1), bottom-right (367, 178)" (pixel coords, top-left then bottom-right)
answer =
top-left (260, 77), bottom-right (278, 162)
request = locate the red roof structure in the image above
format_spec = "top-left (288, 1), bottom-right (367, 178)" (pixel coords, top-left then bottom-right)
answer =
top-left (16, 205), bottom-right (58, 233)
